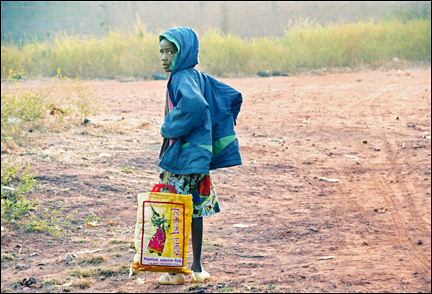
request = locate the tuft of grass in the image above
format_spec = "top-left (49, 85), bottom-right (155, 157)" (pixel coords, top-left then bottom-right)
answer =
top-left (109, 239), bottom-right (126, 244)
top-left (98, 267), bottom-right (117, 277)
top-left (77, 254), bottom-right (109, 265)
top-left (114, 289), bottom-right (130, 293)
top-left (99, 120), bottom-right (129, 135)
top-left (1, 161), bottom-right (36, 200)
top-left (43, 278), bottom-right (66, 285)
top-left (24, 204), bottom-right (67, 236)
top-left (0, 192), bottom-right (38, 224)
top-left (72, 237), bottom-right (88, 243)
top-left (1, 253), bottom-right (16, 262)
top-left (70, 266), bottom-right (93, 278)
top-left (84, 214), bottom-right (98, 223)
top-left (121, 166), bottom-right (133, 174)
top-left (188, 284), bottom-right (201, 291)
top-left (217, 288), bottom-right (235, 293)
top-left (99, 264), bottom-right (130, 277)
top-left (1, 160), bottom-right (38, 227)
top-left (73, 278), bottom-right (93, 289)
top-left (253, 133), bottom-right (268, 138)
top-left (203, 237), bottom-right (224, 248)
top-left (108, 244), bottom-right (131, 252)
top-left (69, 264), bottom-right (130, 278)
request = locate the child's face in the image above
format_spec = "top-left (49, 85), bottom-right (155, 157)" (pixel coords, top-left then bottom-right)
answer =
top-left (159, 39), bottom-right (178, 72)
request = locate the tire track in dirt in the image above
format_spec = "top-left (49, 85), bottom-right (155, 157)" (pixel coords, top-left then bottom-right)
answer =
top-left (321, 88), bottom-right (385, 214)
top-left (363, 89), bottom-right (431, 272)
top-left (372, 175), bottom-right (431, 272)
top-left (276, 75), bottom-right (431, 275)
top-left (330, 82), bottom-right (430, 273)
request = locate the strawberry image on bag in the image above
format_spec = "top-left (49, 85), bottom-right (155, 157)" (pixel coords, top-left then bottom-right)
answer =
top-left (133, 184), bottom-right (193, 274)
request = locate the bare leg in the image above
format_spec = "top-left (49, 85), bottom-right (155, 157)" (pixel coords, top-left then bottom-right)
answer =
top-left (191, 217), bottom-right (203, 272)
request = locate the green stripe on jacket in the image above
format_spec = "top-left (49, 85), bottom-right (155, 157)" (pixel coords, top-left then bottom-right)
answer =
top-left (180, 135), bottom-right (237, 158)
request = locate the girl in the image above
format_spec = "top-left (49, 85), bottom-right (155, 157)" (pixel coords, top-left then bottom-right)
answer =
top-left (157, 27), bottom-right (243, 285)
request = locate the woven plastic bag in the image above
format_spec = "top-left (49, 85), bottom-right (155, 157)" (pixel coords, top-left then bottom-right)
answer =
top-left (133, 184), bottom-right (193, 274)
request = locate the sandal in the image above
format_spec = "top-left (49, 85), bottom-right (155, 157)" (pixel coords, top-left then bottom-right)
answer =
top-left (191, 270), bottom-right (210, 283)
top-left (157, 273), bottom-right (185, 285)
top-left (20, 278), bottom-right (36, 287)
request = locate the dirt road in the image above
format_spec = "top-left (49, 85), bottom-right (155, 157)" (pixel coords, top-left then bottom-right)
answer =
top-left (1, 69), bottom-right (431, 293)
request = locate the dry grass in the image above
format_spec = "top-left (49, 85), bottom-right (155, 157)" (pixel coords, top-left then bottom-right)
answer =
top-left (99, 120), bottom-right (130, 135)
top-left (73, 278), bottom-right (93, 289)
top-left (1, 76), bottom-right (100, 144)
top-left (43, 278), bottom-right (67, 285)
top-left (109, 238), bottom-right (134, 245)
top-left (114, 288), bottom-right (130, 293)
top-left (69, 264), bottom-right (130, 278)
top-left (72, 236), bottom-right (89, 243)
top-left (75, 254), bottom-right (109, 265)
top-left (1, 14), bottom-right (430, 79)
top-left (70, 266), bottom-right (93, 278)
top-left (1, 253), bottom-right (15, 262)
top-left (109, 239), bottom-right (126, 244)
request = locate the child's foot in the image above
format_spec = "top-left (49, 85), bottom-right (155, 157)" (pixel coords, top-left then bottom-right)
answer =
top-left (157, 273), bottom-right (185, 285)
top-left (191, 270), bottom-right (210, 283)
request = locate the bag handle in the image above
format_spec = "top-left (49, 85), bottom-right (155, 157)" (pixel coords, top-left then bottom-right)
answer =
top-left (151, 184), bottom-right (177, 194)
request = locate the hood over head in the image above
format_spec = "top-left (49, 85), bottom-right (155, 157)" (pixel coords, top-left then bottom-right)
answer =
top-left (160, 27), bottom-right (199, 74)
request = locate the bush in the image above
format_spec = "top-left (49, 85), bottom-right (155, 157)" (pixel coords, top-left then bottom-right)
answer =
top-left (283, 18), bottom-right (431, 70)
top-left (1, 161), bottom-right (36, 200)
top-left (1, 17), bottom-right (430, 78)
top-left (1, 160), bottom-right (37, 224)
top-left (1, 85), bottom-right (52, 143)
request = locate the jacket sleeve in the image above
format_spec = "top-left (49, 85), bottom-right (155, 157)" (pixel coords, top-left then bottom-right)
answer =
top-left (159, 91), bottom-right (170, 158)
top-left (231, 92), bottom-right (243, 126)
top-left (161, 77), bottom-right (208, 139)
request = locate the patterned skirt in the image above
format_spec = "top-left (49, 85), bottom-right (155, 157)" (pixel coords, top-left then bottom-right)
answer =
top-left (158, 170), bottom-right (220, 218)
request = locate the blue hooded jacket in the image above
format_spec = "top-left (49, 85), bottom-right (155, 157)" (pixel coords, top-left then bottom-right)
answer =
top-left (159, 27), bottom-right (242, 175)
